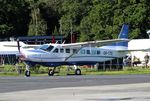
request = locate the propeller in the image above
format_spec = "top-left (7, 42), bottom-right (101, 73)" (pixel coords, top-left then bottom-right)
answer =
top-left (17, 39), bottom-right (20, 53)
top-left (17, 39), bottom-right (26, 60)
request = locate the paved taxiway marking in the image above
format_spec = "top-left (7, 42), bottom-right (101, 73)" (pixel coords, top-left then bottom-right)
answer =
top-left (0, 83), bottom-right (150, 101)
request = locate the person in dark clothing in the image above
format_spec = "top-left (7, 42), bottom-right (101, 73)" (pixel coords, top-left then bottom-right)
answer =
top-left (132, 56), bottom-right (141, 67)
top-left (144, 53), bottom-right (149, 68)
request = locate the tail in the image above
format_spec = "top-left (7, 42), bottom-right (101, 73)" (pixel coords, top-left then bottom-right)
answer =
top-left (118, 24), bottom-right (129, 39)
top-left (116, 24), bottom-right (129, 47)
top-left (101, 24), bottom-right (129, 50)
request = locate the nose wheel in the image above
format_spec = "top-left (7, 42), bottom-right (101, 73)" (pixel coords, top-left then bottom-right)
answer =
top-left (48, 69), bottom-right (54, 76)
top-left (25, 64), bottom-right (31, 77)
top-left (48, 67), bottom-right (56, 76)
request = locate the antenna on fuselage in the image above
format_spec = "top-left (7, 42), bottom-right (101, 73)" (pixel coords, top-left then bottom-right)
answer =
top-left (62, 40), bottom-right (65, 44)
top-left (55, 41), bottom-right (58, 44)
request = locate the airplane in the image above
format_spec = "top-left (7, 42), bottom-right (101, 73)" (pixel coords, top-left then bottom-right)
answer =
top-left (17, 24), bottom-right (130, 77)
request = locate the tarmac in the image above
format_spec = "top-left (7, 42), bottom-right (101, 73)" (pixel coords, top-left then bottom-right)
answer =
top-left (0, 75), bottom-right (150, 101)
top-left (0, 83), bottom-right (150, 101)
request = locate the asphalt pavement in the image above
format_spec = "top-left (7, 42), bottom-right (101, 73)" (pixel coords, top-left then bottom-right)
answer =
top-left (0, 75), bottom-right (150, 101)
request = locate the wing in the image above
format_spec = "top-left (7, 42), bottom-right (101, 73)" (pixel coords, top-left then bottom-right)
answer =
top-left (4, 44), bottom-right (40, 49)
top-left (21, 45), bottom-right (40, 49)
top-left (61, 39), bottom-right (129, 48)
top-left (62, 39), bottom-right (129, 61)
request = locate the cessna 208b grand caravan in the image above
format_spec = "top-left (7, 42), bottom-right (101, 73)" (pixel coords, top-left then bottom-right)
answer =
top-left (18, 24), bottom-right (129, 77)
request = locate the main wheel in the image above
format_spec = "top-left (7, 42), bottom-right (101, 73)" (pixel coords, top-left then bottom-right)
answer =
top-left (75, 69), bottom-right (81, 75)
top-left (25, 70), bottom-right (30, 77)
top-left (48, 69), bottom-right (54, 76)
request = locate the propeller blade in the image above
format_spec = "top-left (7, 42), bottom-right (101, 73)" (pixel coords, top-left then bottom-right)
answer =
top-left (17, 39), bottom-right (20, 53)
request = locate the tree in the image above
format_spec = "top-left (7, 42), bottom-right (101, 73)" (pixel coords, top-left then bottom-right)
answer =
top-left (0, 0), bottom-right (150, 39)
top-left (60, 0), bottom-right (92, 37)
top-left (27, 0), bottom-right (47, 36)
top-left (38, 0), bottom-right (64, 35)
top-left (0, 0), bottom-right (30, 38)
top-left (79, 0), bottom-right (115, 41)
top-left (52, 26), bottom-right (59, 35)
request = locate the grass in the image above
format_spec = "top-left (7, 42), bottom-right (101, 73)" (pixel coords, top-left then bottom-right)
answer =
top-left (0, 65), bottom-right (150, 76)
top-left (0, 72), bottom-right (19, 76)
top-left (85, 69), bottom-right (150, 75)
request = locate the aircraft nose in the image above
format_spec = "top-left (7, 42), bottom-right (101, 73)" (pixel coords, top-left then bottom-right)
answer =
top-left (20, 49), bottom-right (43, 61)
top-left (19, 54), bottom-right (26, 60)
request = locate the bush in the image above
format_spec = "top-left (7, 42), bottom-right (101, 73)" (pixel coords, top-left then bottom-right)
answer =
top-left (3, 65), bottom-right (16, 72)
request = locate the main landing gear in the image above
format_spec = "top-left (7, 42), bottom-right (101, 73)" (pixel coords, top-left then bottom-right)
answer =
top-left (47, 66), bottom-right (81, 76)
top-left (75, 68), bottom-right (81, 75)
top-left (67, 65), bottom-right (81, 75)
top-left (74, 65), bottom-right (81, 75)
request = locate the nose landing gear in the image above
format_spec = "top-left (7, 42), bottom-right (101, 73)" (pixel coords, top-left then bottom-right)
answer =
top-left (25, 65), bottom-right (31, 77)
top-left (48, 67), bottom-right (56, 76)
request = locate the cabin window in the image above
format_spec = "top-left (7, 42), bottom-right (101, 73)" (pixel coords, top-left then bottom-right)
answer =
top-left (80, 50), bottom-right (85, 54)
top-left (66, 49), bottom-right (70, 53)
top-left (87, 50), bottom-right (90, 54)
top-left (60, 48), bottom-right (64, 53)
top-left (53, 48), bottom-right (59, 53)
top-left (73, 49), bottom-right (77, 54)
top-left (97, 50), bottom-right (101, 55)
top-left (91, 50), bottom-right (97, 55)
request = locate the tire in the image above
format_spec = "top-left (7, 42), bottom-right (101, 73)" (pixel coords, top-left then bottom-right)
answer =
top-left (25, 70), bottom-right (30, 77)
top-left (75, 69), bottom-right (81, 75)
top-left (48, 69), bottom-right (54, 76)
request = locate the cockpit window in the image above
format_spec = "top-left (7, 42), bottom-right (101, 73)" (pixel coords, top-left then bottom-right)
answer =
top-left (53, 48), bottom-right (59, 53)
top-left (39, 45), bottom-right (54, 52)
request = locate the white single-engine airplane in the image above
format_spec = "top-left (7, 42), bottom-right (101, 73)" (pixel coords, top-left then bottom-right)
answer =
top-left (17, 24), bottom-right (129, 77)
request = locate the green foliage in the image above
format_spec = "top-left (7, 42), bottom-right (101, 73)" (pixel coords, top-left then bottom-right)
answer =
top-left (27, 0), bottom-right (47, 36)
top-left (52, 26), bottom-right (59, 35)
top-left (3, 65), bottom-right (15, 72)
top-left (0, 0), bottom-right (150, 39)
top-left (0, 0), bottom-right (30, 37)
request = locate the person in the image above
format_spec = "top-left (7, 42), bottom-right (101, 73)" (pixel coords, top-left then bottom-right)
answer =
top-left (144, 53), bottom-right (149, 68)
top-left (15, 57), bottom-right (22, 74)
top-left (132, 56), bottom-right (141, 67)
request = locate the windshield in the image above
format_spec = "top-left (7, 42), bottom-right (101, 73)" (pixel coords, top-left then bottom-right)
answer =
top-left (38, 45), bottom-right (54, 52)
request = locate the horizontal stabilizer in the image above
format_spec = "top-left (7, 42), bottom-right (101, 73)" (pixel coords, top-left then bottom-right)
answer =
top-left (118, 48), bottom-right (150, 52)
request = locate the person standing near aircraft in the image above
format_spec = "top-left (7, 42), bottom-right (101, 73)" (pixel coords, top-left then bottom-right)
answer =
top-left (132, 56), bottom-right (141, 67)
top-left (144, 53), bottom-right (149, 68)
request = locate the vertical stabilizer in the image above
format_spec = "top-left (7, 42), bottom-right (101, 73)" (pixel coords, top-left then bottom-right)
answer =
top-left (118, 24), bottom-right (129, 39)
top-left (117, 24), bottom-right (129, 47)
top-left (101, 24), bottom-right (129, 50)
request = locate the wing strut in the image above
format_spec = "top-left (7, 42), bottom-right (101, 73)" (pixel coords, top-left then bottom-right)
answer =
top-left (64, 47), bottom-right (83, 61)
